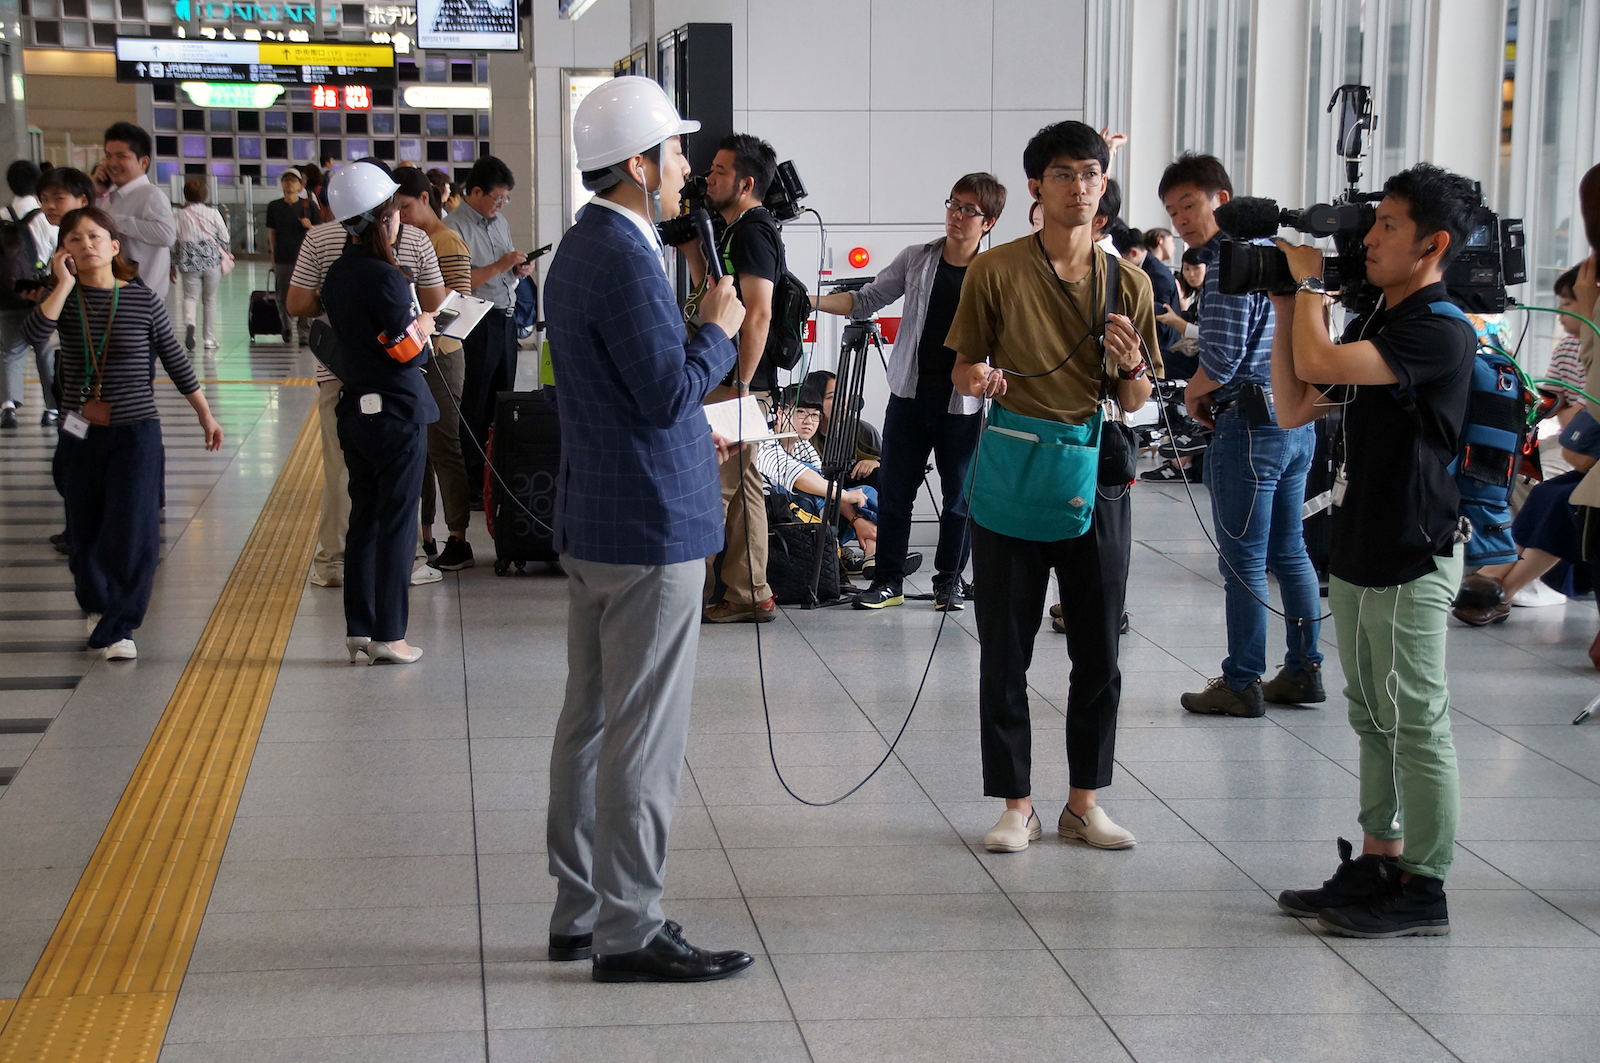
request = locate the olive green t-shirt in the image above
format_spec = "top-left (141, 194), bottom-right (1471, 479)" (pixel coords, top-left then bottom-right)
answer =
top-left (944, 235), bottom-right (1161, 424)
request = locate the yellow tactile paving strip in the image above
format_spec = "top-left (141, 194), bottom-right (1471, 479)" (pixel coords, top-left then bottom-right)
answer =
top-left (0, 406), bottom-right (323, 1063)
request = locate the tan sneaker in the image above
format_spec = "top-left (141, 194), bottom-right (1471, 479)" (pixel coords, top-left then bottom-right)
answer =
top-left (1058, 805), bottom-right (1136, 850)
top-left (983, 808), bottom-right (1042, 853)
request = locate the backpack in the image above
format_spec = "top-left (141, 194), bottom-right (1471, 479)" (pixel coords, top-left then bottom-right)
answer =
top-left (0, 207), bottom-right (47, 313)
top-left (1397, 300), bottom-right (1529, 567)
top-left (724, 208), bottom-right (810, 372)
top-left (514, 275), bottom-right (538, 337)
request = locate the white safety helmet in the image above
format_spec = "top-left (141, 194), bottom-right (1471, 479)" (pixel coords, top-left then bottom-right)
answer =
top-left (574, 75), bottom-right (699, 192)
top-left (326, 159), bottom-right (401, 236)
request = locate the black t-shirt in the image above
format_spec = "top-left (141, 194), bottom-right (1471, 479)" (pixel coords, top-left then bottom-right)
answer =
top-left (1140, 254), bottom-right (1181, 355)
top-left (265, 197), bottom-right (315, 264)
top-left (721, 207), bottom-right (783, 391)
top-left (1328, 282), bottom-right (1476, 587)
top-left (916, 256), bottom-right (967, 394)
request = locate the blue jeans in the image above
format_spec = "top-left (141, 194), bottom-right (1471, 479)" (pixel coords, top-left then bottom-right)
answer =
top-left (874, 389), bottom-right (983, 584)
top-left (1205, 410), bottom-right (1323, 689)
top-left (779, 471), bottom-right (878, 544)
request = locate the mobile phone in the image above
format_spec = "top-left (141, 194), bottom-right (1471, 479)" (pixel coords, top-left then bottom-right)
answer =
top-left (523, 243), bottom-right (553, 264)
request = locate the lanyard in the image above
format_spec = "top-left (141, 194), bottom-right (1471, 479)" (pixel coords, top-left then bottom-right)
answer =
top-left (75, 284), bottom-right (120, 401)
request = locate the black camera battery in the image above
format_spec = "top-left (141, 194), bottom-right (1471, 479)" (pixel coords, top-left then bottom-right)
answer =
top-left (1240, 383), bottom-right (1274, 427)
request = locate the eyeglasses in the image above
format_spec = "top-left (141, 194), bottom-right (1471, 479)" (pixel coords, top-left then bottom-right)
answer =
top-left (1043, 168), bottom-right (1104, 188)
top-left (791, 408), bottom-right (821, 419)
top-left (944, 198), bottom-right (987, 219)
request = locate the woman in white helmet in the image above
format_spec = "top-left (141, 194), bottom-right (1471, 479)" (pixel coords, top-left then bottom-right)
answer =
top-left (321, 159), bottom-right (438, 665)
top-left (542, 76), bottom-right (754, 983)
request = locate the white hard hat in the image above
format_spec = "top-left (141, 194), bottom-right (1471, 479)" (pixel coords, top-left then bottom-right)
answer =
top-left (326, 160), bottom-right (400, 233)
top-left (574, 75), bottom-right (700, 173)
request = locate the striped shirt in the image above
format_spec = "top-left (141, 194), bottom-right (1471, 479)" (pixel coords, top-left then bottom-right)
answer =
top-left (1548, 334), bottom-right (1586, 403)
top-left (756, 436), bottom-right (821, 494)
top-left (1194, 233), bottom-right (1275, 402)
top-left (25, 280), bottom-right (199, 425)
top-left (425, 224), bottom-right (472, 355)
top-left (289, 221), bottom-right (444, 384)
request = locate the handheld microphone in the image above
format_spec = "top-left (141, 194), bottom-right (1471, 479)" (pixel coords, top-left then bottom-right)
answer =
top-left (692, 209), bottom-right (723, 282)
top-left (1214, 196), bottom-right (1288, 240)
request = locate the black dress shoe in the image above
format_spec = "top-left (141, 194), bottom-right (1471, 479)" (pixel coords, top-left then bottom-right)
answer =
top-left (591, 920), bottom-right (754, 983)
top-left (549, 932), bottom-right (593, 961)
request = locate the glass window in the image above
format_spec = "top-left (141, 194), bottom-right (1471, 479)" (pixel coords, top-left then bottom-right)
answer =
top-left (341, 2), bottom-right (362, 25)
top-left (153, 84), bottom-right (176, 102)
top-left (265, 138), bottom-right (287, 159)
top-left (266, 164), bottom-right (291, 180)
top-left (154, 108), bottom-right (177, 131)
top-left (238, 137), bottom-right (261, 159)
top-left (450, 139), bottom-right (475, 162)
top-left (426, 141), bottom-right (449, 162)
top-left (61, 21), bottom-right (87, 46)
top-left (292, 137), bottom-right (314, 161)
top-left (374, 140), bottom-right (396, 160)
top-left (155, 161), bottom-right (181, 184)
top-left (479, 114), bottom-right (490, 137)
top-left (451, 61), bottom-right (473, 83)
top-left (346, 113), bottom-right (368, 134)
top-left (210, 110), bottom-right (232, 132)
top-left (400, 113), bottom-right (422, 134)
top-left (292, 111), bottom-right (314, 133)
top-left (476, 58), bottom-right (489, 82)
top-left (452, 114), bottom-right (473, 136)
top-left (425, 56), bottom-right (448, 82)
top-left (62, 0), bottom-right (85, 12)
top-left (399, 138), bottom-right (422, 162)
top-left (264, 111), bottom-right (288, 133)
top-left (93, 21), bottom-right (116, 45)
top-left (320, 139), bottom-right (342, 161)
top-left (184, 163), bottom-right (206, 176)
top-left (237, 111), bottom-right (260, 133)
top-left (155, 135), bottom-right (179, 155)
top-left (119, 0), bottom-right (142, 16)
top-left (89, 0), bottom-right (113, 14)
top-left (479, 141), bottom-right (491, 160)
top-left (211, 137), bottom-right (233, 157)
top-left (239, 164), bottom-right (262, 182)
top-left (373, 88), bottom-right (395, 108)
top-left (209, 162), bottom-right (236, 178)
top-left (372, 112), bottom-right (394, 134)
top-left (182, 135), bottom-right (206, 158)
top-left (346, 138), bottom-right (370, 158)
top-left (182, 110), bottom-right (205, 131)
top-left (398, 61), bottom-right (420, 83)
top-left (318, 112), bottom-right (340, 134)
top-left (287, 88), bottom-right (311, 105)
top-left (146, 0), bottom-right (171, 18)
top-left (425, 112), bottom-right (447, 137)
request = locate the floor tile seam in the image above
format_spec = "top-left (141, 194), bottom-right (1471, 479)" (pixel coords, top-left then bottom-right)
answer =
top-left (691, 761), bottom-right (818, 1063)
top-left (455, 576), bottom-right (496, 1063)
top-left (1450, 840), bottom-right (1600, 941)
top-left (1448, 707), bottom-right (1600, 787)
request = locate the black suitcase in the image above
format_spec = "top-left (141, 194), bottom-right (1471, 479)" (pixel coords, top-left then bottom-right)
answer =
top-left (1302, 408), bottom-right (1342, 583)
top-left (484, 390), bottom-right (560, 575)
top-left (248, 268), bottom-right (282, 339)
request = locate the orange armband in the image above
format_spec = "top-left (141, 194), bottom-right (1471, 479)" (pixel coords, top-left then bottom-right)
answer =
top-left (379, 319), bottom-right (428, 363)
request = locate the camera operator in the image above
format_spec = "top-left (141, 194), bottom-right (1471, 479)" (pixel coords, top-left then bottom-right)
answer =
top-left (1161, 153), bottom-right (1325, 719)
top-left (685, 134), bottom-right (781, 624)
top-left (1269, 163), bottom-right (1482, 939)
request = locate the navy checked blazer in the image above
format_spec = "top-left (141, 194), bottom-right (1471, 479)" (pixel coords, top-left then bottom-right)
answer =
top-left (544, 203), bottom-right (738, 566)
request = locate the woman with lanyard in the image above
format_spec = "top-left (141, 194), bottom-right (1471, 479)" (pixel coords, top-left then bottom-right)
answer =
top-left (27, 206), bottom-right (223, 660)
top-left (320, 164), bottom-right (438, 665)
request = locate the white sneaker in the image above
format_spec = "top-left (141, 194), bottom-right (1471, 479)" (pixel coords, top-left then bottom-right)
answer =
top-left (410, 562), bottom-right (443, 585)
top-left (1511, 580), bottom-right (1567, 608)
top-left (104, 638), bottom-right (137, 661)
top-left (86, 612), bottom-right (102, 637)
top-left (1058, 805), bottom-right (1136, 850)
top-left (309, 569), bottom-right (342, 588)
top-left (983, 808), bottom-right (1042, 853)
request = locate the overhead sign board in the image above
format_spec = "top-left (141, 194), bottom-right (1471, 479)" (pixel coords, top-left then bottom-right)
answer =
top-left (416, 0), bottom-right (520, 52)
top-left (114, 38), bottom-right (396, 87)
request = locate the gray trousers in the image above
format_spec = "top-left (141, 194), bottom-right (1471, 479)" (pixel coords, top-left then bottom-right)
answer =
top-left (547, 554), bottom-right (704, 954)
top-left (1, 311), bottom-right (53, 411)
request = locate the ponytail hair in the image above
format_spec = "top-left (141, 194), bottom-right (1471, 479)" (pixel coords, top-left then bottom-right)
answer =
top-left (57, 205), bottom-right (140, 282)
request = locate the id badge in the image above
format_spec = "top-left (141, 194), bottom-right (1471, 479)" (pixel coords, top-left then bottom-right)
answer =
top-left (81, 398), bottom-right (111, 426)
top-left (61, 411), bottom-right (91, 439)
top-left (359, 393), bottom-right (383, 415)
top-left (1331, 465), bottom-right (1349, 507)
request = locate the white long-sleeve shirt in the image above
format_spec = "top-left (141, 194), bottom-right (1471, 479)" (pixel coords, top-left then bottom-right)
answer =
top-left (102, 173), bottom-right (177, 302)
top-left (7, 195), bottom-right (56, 263)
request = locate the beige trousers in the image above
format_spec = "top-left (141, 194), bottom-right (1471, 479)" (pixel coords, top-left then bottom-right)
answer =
top-left (703, 384), bottom-right (772, 606)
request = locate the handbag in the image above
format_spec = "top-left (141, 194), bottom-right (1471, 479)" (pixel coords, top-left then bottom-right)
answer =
top-left (968, 403), bottom-right (1103, 542)
top-left (220, 249), bottom-right (235, 276)
top-left (1098, 396), bottom-right (1137, 486)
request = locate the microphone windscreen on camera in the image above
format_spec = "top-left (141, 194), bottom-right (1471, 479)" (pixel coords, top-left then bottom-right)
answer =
top-left (1214, 197), bottom-right (1284, 240)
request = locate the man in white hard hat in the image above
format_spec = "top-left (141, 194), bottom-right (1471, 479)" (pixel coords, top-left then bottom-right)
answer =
top-left (543, 75), bottom-right (754, 983)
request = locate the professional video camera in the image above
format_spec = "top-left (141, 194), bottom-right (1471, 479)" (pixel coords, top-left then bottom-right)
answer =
top-left (1216, 85), bottom-right (1526, 314)
top-left (763, 160), bottom-right (808, 222)
top-left (658, 159), bottom-right (808, 245)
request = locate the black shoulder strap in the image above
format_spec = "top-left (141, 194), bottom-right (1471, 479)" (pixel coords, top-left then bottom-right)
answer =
top-left (1102, 250), bottom-right (1121, 326)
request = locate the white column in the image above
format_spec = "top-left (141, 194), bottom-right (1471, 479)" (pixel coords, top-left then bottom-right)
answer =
top-left (491, 50), bottom-right (538, 248)
top-left (1123, 0), bottom-right (1179, 228)
top-left (1421, 0), bottom-right (1508, 202)
top-left (1244, 0), bottom-right (1310, 200)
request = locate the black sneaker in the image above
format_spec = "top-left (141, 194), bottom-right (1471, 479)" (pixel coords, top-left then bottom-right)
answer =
top-left (1140, 459), bottom-right (1187, 482)
top-left (51, 531), bottom-right (68, 554)
top-left (861, 551), bottom-right (921, 584)
top-left (932, 577), bottom-right (964, 611)
top-left (1317, 864), bottom-right (1450, 938)
top-left (431, 536), bottom-right (475, 571)
top-left (40, 409), bottom-right (58, 426)
top-left (423, 538), bottom-right (439, 559)
top-left (1262, 663), bottom-right (1327, 705)
top-left (852, 581), bottom-right (904, 610)
top-left (1181, 676), bottom-right (1265, 718)
top-left (185, 324), bottom-right (196, 351)
top-left (1158, 429), bottom-right (1210, 456)
top-left (1277, 837), bottom-right (1400, 917)
top-left (0, 406), bottom-right (15, 430)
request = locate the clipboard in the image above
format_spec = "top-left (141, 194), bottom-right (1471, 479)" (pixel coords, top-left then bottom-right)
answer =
top-left (703, 395), bottom-right (797, 444)
top-left (433, 291), bottom-right (496, 340)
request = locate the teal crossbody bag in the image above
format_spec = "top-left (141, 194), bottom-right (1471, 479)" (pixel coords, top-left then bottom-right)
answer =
top-left (968, 404), bottom-right (1103, 542)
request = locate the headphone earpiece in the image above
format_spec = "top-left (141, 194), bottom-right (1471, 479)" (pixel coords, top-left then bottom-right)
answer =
top-left (1427, 245), bottom-right (1437, 254)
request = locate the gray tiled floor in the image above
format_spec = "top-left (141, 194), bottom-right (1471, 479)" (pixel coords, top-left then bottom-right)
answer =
top-left (6, 270), bottom-right (1600, 1059)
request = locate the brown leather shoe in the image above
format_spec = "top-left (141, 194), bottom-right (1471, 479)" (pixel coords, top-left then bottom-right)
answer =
top-left (704, 596), bottom-right (777, 624)
top-left (1452, 572), bottom-right (1510, 626)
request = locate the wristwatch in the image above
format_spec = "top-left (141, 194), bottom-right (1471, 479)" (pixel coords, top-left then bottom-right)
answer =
top-left (1117, 362), bottom-right (1148, 381)
top-left (1295, 276), bottom-right (1327, 297)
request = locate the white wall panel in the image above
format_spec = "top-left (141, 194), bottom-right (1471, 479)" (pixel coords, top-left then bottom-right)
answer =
top-left (746, 0), bottom-right (871, 111)
top-left (992, 0), bottom-right (1088, 112)
top-left (573, 0), bottom-right (634, 66)
top-left (869, 111), bottom-right (993, 223)
top-left (869, 0), bottom-right (995, 111)
top-left (987, 108), bottom-right (1082, 244)
top-left (531, 1), bottom-right (577, 67)
top-left (656, 0), bottom-right (751, 110)
top-left (745, 109), bottom-right (873, 224)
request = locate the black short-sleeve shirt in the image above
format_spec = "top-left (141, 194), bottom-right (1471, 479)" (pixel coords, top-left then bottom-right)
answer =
top-left (1329, 282), bottom-right (1476, 587)
top-left (916, 256), bottom-right (967, 391)
top-left (265, 197), bottom-right (315, 265)
top-left (721, 207), bottom-right (783, 391)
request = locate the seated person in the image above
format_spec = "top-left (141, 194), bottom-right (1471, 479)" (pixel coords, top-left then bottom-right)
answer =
top-left (757, 396), bottom-right (879, 561)
top-left (1455, 410), bottom-right (1598, 623)
top-left (1142, 247), bottom-right (1213, 483)
top-left (800, 369), bottom-right (882, 489)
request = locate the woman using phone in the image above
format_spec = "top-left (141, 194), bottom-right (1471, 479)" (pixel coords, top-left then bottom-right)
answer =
top-left (321, 164), bottom-right (438, 665)
top-left (26, 206), bottom-right (223, 660)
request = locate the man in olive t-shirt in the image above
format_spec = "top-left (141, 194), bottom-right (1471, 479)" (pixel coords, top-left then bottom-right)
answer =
top-left (946, 121), bottom-right (1160, 858)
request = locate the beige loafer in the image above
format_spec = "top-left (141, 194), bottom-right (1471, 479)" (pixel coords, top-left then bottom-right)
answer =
top-left (984, 808), bottom-right (1042, 853)
top-left (1058, 805), bottom-right (1136, 850)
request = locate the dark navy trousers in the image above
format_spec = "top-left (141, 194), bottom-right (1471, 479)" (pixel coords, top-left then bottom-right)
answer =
top-left (872, 389), bottom-right (982, 585)
top-left (339, 409), bottom-right (428, 643)
top-left (459, 311), bottom-right (517, 503)
top-left (53, 418), bottom-right (164, 647)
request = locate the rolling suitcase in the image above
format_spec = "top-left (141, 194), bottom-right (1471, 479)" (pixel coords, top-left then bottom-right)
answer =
top-left (483, 390), bottom-right (561, 575)
top-left (248, 268), bottom-right (282, 340)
